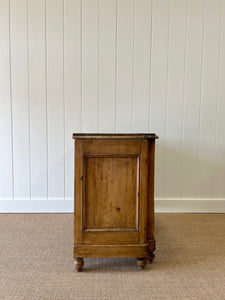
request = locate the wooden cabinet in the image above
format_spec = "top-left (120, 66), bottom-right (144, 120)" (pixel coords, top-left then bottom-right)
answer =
top-left (73, 134), bottom-right (158, 271)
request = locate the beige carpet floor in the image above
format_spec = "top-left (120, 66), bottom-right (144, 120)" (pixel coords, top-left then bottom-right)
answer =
top-left (0, 214), bottom-right (225, 300)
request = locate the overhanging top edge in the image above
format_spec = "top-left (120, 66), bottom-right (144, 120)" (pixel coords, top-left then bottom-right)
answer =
top-left (72, 133), bottom-right (159, 140)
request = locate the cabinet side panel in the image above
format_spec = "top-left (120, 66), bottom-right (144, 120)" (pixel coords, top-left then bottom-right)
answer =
top-left (74, 140), bottom-right (83, 244)
top-left (147, 140), bottom-right (155, 240)
top-left (139, 140), bottom-right (148, 244)
top-left (84, 156), bottom-right (139, 229)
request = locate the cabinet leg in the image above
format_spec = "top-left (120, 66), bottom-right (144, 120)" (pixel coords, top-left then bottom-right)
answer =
top-left (147, 251), bottom-right (155, 264)
top-left (137, 257), bottom-right (147, 270)
top-left (74, 258), bottom-right (84, 272)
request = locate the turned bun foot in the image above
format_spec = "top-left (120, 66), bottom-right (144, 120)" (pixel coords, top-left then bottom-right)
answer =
top-left (74, 258), bottom-right (84, 272)
top-left (137, 257), bottom-right (147, 270)
top-left (147, 252), bottom-right (155, 264)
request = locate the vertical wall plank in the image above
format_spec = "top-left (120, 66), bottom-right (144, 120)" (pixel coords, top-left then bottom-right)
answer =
top-left (150, 0), bottom-right (170, 199)
top-left (132, 0), bottom-right (151, 133)
top-left (198, 0), bottom-right (221, 198)
top-left (28, 0), bottom-right (47, 198)
top-left (10, 0), bottom-right (30, 198)
top-left (164, 0), bottom-right (187, 199)
top-left (116, 0), bottom-right (134, 132)
top-left (64, 0), bottom-right (81, 198)
top-left (181, 0), bottom-right (204, 199)
top-left (99, 0), bottom-right (116, 133)
top-left (0, 0), bottom-right (13, 198)
top-left (82, 0), bottom-right (99, 132)
top-left (46, 0), bottom-right (64, 198)
top-left (214, 0), bottom-right (225, 199)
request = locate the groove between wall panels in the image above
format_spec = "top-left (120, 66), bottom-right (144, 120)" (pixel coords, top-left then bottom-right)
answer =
top-left (45, 0), bottom-right (48, 199)
top-left (27, 0), bottom-right (31, 200)
top-left (164, 0), bottom-right (171, 145)
top-left (213, 0), bottom-right (222, 198)
top-left (164, 0), bottom-right (171, 201)
top-left (9, 0), bottom-right (14, 199)
top-left (148, 0), bottom-right (153, 132)
top-left (63, 0), bottom-right (65, 199)
top-left (197, 0), bottom-right (205, 199)
top-left (131, 0), bottom-right (135, 133)
top-left (114, 0), bottom-right (118, 133)
top-left (98, 0), bottom-right (100, 133)
top-left (80, 0), bottom-right (83, 132)
top-left (198, 0), bottom-right (221, 199)
top-left (181, 0), bottom-right (188, 200)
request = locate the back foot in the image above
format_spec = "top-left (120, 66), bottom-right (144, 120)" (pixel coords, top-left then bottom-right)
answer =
top-left (137, 257), bottom-right (147, 269)
top-left (147, 252), bottom-right (155, 264)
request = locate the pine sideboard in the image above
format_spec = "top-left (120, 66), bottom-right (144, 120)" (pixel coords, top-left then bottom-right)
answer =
top-left (73, 133), bottom-right (158, 271)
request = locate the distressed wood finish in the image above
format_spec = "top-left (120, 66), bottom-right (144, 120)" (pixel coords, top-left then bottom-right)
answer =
top-left (73, 244), bottom-right (149, 258)
top-left (73, 133), bottom-right (158, 270)
top-left (147, 140), bottom-right (156, 254)
top-left (84, 155), bottom-right (138, 229)
top-left (74, 140), bottom-right (83, 244)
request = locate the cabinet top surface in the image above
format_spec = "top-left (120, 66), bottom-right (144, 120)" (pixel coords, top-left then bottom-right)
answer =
top-left (73, 133), bottom-right (159, 140)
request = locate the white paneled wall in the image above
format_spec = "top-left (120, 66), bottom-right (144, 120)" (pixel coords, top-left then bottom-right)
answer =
top-left (0, 0), bottom-right (225, 213)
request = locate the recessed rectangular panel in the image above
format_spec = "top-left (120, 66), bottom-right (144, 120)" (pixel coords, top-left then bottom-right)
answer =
top-left (84, 155), bottom-right (139, 230)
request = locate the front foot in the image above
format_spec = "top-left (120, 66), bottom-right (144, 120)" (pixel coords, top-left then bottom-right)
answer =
top-left (147, 252), bottom-right (155, 264)
top-left (137, 257), bottom-right (147, 270)
top-left (74, 258), bottom-right (84, 272)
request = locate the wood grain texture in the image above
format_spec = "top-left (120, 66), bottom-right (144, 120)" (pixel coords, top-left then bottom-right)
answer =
top-left (147, 140), bottom-right (155, 240)
top-left (74, 139), bottom-right (83, 244)
top-left (73, 135), bottom-right (157, 267)
top-left (82, 231), bottom-right (139, 245)
top-left (73, 133), bottom-right (158, 140)
top-left (84, 156), bottom-right (139, 229)
top-left (83, 140), bottom-right (141, 155)
top-left (74, 244), bottom-right (149, 258)
top-left (139, 140), bottom-right (148, 244)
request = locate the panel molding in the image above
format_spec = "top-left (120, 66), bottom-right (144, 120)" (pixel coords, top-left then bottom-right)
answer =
top-left (0, 199), bottom-right (224, 213)
top-left (83, 154), bottom-right (139, 229)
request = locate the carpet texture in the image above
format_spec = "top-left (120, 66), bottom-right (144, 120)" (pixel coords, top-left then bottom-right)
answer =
top-left (0, 214), bottom-right (225, 300)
